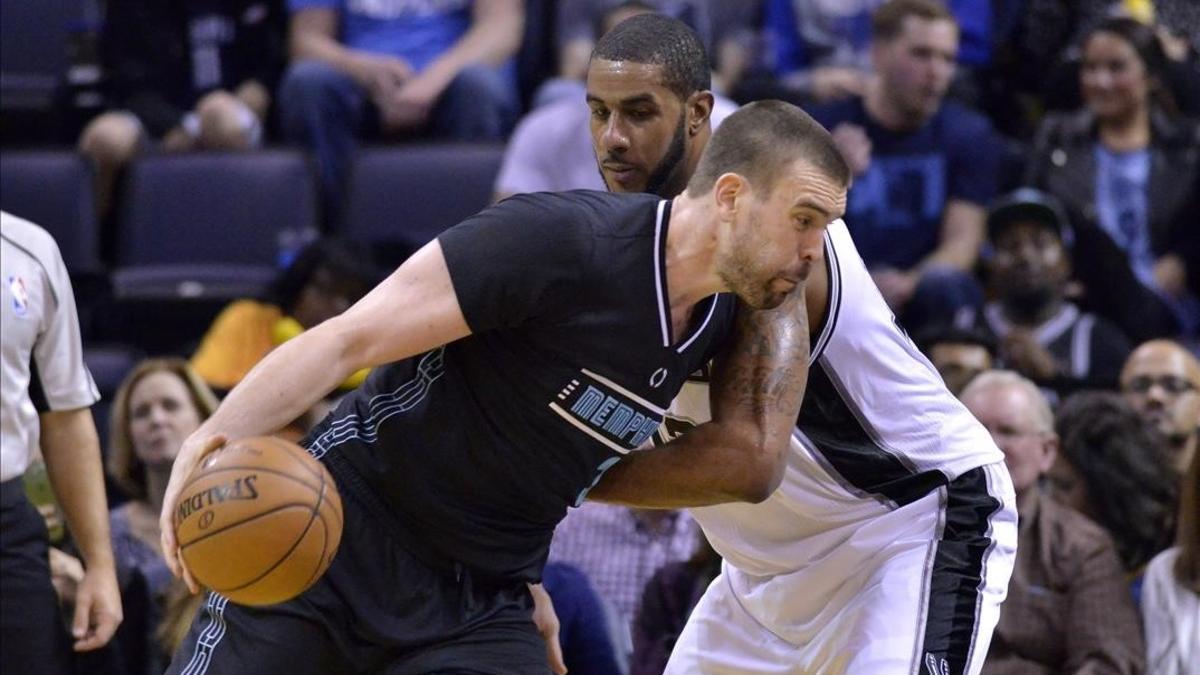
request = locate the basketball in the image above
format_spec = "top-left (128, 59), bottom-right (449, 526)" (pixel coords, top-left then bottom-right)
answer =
top-left (173, 436), bottom-right (343, 606)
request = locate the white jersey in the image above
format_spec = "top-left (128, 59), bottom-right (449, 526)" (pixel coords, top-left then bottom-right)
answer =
top-left (661, 219), bottom-right (1004, 576)
top-left (0, 211), bottom-right (99, 482)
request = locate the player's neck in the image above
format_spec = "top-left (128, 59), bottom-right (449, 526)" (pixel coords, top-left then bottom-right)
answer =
top-left (662, 195), bottom-right (724, 334)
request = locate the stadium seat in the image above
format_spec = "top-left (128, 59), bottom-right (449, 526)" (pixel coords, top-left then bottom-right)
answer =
top-left (340, 144), bottom-right (504, 263)
top-left (114, 150), bottom-right (317, 300)
top-left (111, 151), bottom-right (316, 353)
top-left (0, 151), bottom-right (100, 273)
top-left (0, 0), bottom-right (74, 111)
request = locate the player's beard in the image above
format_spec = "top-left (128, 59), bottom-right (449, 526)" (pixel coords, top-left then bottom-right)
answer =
top-left (644, 112), bottom-right (688, 197)
top-left (717, 214), bottom-right (785, 310)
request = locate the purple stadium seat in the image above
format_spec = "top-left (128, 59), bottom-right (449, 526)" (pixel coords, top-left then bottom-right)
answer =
top-left (114, 150), bottom-right (317, 301)
top-left (340, 144), bottom-right (504, 260)
top-left (0, 151), bottom-right (100, 273)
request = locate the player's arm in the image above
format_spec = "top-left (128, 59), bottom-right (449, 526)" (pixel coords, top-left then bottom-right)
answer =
top-left (588, 288), bottom-right (811, 507)
top-left (160, 241), bottom-right (471, 586)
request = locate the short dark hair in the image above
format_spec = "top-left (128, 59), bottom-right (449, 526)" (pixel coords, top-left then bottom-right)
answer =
top-left (267, 238), bottom-right (380, 314)
top-left (686, 100), bottom-right (850, 197)
top-left (1084, 16), bottom-right (1178, 117)
top-left (872, 0), bottom-right (956, 42)
top-left (591, 13), bottom-right (711, 100)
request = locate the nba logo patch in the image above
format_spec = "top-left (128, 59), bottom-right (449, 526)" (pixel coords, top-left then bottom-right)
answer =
top-left (8, 275), bottom-right (28, 316)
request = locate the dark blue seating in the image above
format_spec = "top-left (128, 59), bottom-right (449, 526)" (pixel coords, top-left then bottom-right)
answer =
top-left (340, 144), bottom-right (504, 260)
top-left (114, 150), bottom-right (317, 300)
top-left (0, 151), bottom-right (100, 273)
top-left (111, 151), bottom-right (316, 353)
top-left (0, 0), bottom-right (75, 111)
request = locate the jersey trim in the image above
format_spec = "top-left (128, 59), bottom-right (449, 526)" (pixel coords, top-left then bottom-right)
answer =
top-left (581, 368), bottom-right (666, 415)
top-left (549, 403), bottom-right (631, 454)
top-left (809, 233), bottom-right (842, 364)
top-left (180, 592), bottom-right (230, 675)
top-left (798, 361), bottom-right (948, 509)
top-left (653, 200), bottom-right (671, 348)
top-left (307, 348), bottom-right (446, 459)
top-left (917, 466), bottom-right (1003, 675)
top-left (675, 294), bottom-right (720, 354)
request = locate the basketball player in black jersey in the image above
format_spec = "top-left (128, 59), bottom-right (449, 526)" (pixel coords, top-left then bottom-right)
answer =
top-left (157, 98), bottom-right (849, 674)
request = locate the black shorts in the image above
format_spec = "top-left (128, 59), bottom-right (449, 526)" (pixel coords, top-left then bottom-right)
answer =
top-left (165, 462), bottom-right (549, 675)
top-left (0, 477), bottom-right (74, 675)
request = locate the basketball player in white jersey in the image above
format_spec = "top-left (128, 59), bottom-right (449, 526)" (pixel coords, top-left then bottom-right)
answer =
top-left (581, 16), bottom-right (1018, 675)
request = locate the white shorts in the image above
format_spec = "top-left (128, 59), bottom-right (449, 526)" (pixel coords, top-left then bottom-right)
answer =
top-left (666, 463), bottom-right (1017, 675)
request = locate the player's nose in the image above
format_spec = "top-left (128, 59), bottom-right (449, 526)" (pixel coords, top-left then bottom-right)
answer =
top-left (601, 117), bottom-right (630, 152)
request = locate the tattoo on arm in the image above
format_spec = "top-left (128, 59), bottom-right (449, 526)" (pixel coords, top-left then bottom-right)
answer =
top-left (712, 291), bottom-right (810, 420)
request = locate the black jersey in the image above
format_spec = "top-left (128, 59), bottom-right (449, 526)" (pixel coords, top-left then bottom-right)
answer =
top-left (304, 191), bottom-right (736, 582)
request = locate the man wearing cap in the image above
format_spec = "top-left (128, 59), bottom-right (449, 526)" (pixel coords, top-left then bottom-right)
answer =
top-left (955, 188), bottom-right (1132, 398)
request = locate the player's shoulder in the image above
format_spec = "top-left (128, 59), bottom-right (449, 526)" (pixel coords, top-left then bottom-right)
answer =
top-left (496, 189), bottom-right (660, 237)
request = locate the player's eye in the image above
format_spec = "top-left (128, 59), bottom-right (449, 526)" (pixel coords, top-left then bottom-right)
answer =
top-left (589, 107), bottom-right (609, 121)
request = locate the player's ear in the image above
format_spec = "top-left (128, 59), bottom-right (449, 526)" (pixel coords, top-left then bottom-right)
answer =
top-left (713, 173), bottom-right (744, 221)
top-left (686, 91), bottom-right (714, 136)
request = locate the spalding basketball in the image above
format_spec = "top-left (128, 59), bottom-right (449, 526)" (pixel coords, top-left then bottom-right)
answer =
top-left (173, 436), bottom-right (343, 606)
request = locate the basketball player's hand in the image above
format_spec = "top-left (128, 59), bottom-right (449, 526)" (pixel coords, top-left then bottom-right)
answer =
top-left (528, 583), bottom-right (567, 674)
top-left (160, 433), bottom-right (228, 593)
top-left (72, 563), bottom-right (122, 651)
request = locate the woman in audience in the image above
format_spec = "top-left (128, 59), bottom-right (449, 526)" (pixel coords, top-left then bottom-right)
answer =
top-left (1025, 17), bottom-right (1200, 342)
top-left (1050, 391), bottom-right (1179, 596)
top-left (108, 358), bottom-right (219, 670)
top-left (1142, 446), bottom-right (1198, 674)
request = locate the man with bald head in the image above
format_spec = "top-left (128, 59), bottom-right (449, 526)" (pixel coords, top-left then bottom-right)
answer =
top-left (1121, 340), bottom-right (1200, 474)
top-left (962, 371), bottom-right (1144, 674)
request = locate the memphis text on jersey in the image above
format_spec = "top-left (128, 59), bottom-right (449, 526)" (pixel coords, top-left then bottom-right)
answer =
top-left (549, 369), bottom-right (666, 454)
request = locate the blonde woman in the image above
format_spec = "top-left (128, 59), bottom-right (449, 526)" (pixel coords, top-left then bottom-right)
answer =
top-left (107, 358), bottom-right (218, 665)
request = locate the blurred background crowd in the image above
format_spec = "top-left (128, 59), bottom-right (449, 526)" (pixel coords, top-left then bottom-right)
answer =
top-left (0, 0), bottom-right (1196, 673)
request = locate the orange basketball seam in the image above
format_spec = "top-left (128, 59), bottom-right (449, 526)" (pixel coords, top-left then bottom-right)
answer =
top-left (297, 511), bottom-right (330, 592)
top-left (179, 502), bottom-right (315, 549)
top-left (214, 468), bottom-right (328, 596)
top-left (180, 465), bottom-right (323, 497)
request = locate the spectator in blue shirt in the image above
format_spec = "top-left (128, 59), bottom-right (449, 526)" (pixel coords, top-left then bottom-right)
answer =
top-left (809, 0), bottom-right (999, 333)
top-left (277, 0), bottom-right (524, 218)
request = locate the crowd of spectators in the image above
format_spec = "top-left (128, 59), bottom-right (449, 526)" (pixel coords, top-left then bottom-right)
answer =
top-left (1, 0), bottom-right (1197, 673)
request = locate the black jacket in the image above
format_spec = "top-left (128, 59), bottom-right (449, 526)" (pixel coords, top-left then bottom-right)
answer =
top-left (1024, 109), bottom-right (1200, 340)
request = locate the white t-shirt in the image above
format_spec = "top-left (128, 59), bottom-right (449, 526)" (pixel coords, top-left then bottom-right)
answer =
top-left (1142, 547), bottom-right (1200, 675)
top-left (0, 211), bottom-right (98, 482)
